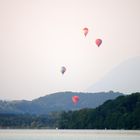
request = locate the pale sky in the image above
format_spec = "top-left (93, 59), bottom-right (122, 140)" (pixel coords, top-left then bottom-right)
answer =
top-left (0, 0), bottom-right (140, 100)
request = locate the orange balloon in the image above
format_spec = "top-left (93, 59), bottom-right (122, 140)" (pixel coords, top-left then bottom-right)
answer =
top-left (83, 27), bottom-right (88, 37)
top-left (72, 96), bottom-right (79, 104)
top-left (95, 39), bottom-right (102, 47)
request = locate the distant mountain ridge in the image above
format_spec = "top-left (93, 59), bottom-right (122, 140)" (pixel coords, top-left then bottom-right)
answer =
top-left (0, 91), bottom-right (123, 114)
top-left (88, 56), bottom-right (140, 93)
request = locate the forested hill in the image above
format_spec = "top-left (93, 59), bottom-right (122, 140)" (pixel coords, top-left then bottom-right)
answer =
top-left (0, 93), bottom-right (139, 129)
top-left (59, 93), bottom-right (140, 129)
top-left (0, 91), bottom-right (122, 114)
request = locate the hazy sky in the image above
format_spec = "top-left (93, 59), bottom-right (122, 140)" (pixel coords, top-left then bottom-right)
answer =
top-left (1, 0), bottom-right (140, 100)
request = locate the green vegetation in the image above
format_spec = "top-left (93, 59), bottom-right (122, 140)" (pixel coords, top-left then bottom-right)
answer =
top-left (0, 112), bottom-right (60, 129)
top-left (58, 93), bottom-right (140, 129)
top-left (0, 93), bottom-right (139, 129)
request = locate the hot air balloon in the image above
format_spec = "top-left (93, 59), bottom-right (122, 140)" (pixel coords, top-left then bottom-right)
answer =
top-left (95, 39), bottom-right (102, 47)
top-left (72, 96), bottom-right (79, 104)
top-left (61, 66), bottom-right (66, 74)
top-left (83, 27), bottom-right (88, 37)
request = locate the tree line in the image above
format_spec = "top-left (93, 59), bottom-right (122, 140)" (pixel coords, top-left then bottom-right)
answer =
top-left (59, 93), bottom-right (140, 129)
top-left (0, 113), bottom-right (60, 129)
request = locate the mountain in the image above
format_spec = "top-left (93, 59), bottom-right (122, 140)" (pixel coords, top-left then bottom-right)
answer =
top-left (0, 91), bottom-right (123, 114)
top-left (59, 92), bottom-right (140, 129)
top-left (87, 56), bottom-right (140, 93)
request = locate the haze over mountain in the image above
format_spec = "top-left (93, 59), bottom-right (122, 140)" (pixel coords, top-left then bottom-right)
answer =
top-left (1, 0), bottom-right (140, 100)
top-left (87, 56), bottom-right (140, 94)
top-left (0, 91), bottom-right (123, 114)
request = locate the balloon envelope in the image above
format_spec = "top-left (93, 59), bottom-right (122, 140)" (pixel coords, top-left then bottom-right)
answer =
top-left (95, 39), bottom-right (102, 47)
top-left (72, 96), bottom-right (79, 104)
top-left (83, 27), bottom-right (88, 37)
top-left (61, 66), bottom-right (66, 74)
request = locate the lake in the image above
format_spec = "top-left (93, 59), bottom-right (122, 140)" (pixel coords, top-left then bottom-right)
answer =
top-left (0, 130), bottom-right (140, 140)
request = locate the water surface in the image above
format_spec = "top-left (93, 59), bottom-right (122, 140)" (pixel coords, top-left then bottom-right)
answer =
top-left (0, 130), bottom-right (140, 140)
